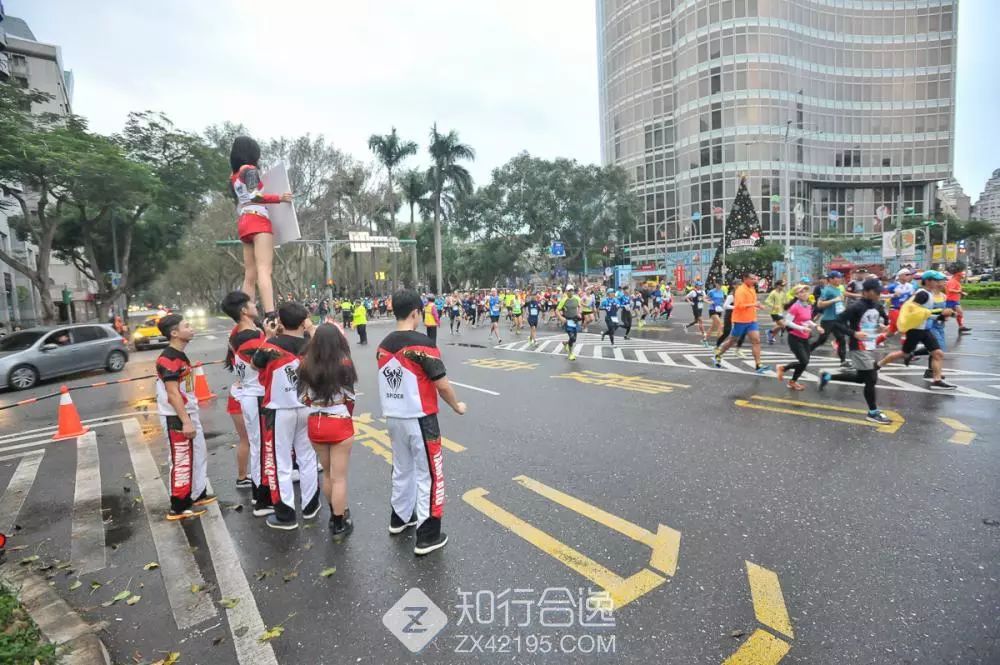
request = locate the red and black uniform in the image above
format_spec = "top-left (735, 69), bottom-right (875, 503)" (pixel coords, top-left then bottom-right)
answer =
top-left (231, 164), bottom-right (281, 243)
top-left (253, 334), bottom-right (319, 522)
top-left (376, 330), bottom-right (447, 540)
top-left (155, 347), bottom-right (207, 513)
top-left (229, 326), bottom-right (269, 504)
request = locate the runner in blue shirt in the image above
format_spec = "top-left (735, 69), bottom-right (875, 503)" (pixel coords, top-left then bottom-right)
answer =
top-left (706, 282), bottom-right (726, 344)
top-left (600, 289), bottom-right (622, 345)
top-left (618, 286), bottom-right (634, 340)
top-left (525, 293), bottom-right (542, 348)
top-left (487, 288), bottom-right (503, 345)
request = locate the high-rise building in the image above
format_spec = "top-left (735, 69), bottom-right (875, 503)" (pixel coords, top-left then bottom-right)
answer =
top-left (936, 177), bottom-right (970, 221)
top-left (973, 169), bottom-right (1000, 228)
top-left (597, 0), bottom-right (958, 280)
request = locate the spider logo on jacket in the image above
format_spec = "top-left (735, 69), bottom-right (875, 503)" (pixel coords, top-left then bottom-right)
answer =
top-left (284, 364), bottom-right (298, 386)
top-left (382, 365), bottom-right (404, 392)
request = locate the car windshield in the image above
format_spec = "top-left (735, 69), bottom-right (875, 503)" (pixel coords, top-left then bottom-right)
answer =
top-left (142, 319), bottom-right (158, 328)
top-left (0, 331), bottom-right (45, 352)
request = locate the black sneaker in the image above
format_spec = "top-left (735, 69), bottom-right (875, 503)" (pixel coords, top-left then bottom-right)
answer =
top-left (302, 492), bottom-right (321, 520)
top-left (265, 514), bottom-right (298, 531)
top-left (414, 532), bottom-right (448, 556)
top-left (959, 326), bottom-right (972, 334)
top-left (928, 380), bottom-right (957, 391)
top-left (902, 353), bottom-right (914, 367)
top-left (922, 370), bottom-right (947, 381)
top-left (389, 510), bottom-right (418, 534)
top-left (866, 411), bottom-right (892, 425)
top-left (331, 509), bottom-right (354, 542)
top-left (236, 477), bottom-right (252, 490)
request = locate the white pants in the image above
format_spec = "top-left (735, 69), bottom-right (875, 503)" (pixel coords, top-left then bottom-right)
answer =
top-left (387, 415), bottom-right (443, 538)
top-left (161, 410), bottom-right (207, 510)
top-left (238, 393), bottom-right (262, 485)
top-left (274, 408), bottom-right (318, 517)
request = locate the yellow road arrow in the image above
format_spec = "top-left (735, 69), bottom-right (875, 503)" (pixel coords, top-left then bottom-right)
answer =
top-left (735, 395), bottom-right (904, 434)
top-left (722, 561), bottom-right (793, 665)
top-left (938, 417), bottom-right (976, 445)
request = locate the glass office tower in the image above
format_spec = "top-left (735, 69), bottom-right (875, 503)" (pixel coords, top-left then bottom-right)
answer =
top-left (597, 0), bottom-right (957, 278)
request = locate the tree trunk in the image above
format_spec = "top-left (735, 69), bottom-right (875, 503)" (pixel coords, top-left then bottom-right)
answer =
top-left (0, 188), bottom-right (61, 323)
top-left (387, 168), bottom-right (399, 290)
top-left (409, 202), bottom-right (419, 288)
top-left (433, 191), bottom-right (443, 295)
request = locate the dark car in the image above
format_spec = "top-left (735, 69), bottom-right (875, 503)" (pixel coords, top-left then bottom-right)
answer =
top-left (0, 324), bottom-right (130, 390)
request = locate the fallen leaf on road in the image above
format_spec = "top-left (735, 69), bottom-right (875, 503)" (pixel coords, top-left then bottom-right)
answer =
top-left (190, 583), bottom-right (203, 594)
top-left (254, 570), bottom-right (269, 581)
top-left (729, 629), bottom-right (746, 639)
top-left (302, 541), bottom-right (313, 551)
top-left (19, 555), bottom-right (39, 565)
top-left (258, 626), bottom-right (284, 643)
top-left (219, 597), bottom-right (240, 609)
top-left (126, 595), bottom-right (141, 606)
top-left (319, 567), bottom-right (336, 578)
top-left (282, 570), bottom-right (298, 583)
top-left (231, 504), bottom-right (244, 513)
top-left (234, 626), bottom-right (249, 638)
top-left (143, 562), bottom-right (159, 570)
top-left (69, 580), bottom-right (82, 590)
top-left (151, 652), bottom-right (181, 665)
top-left (56, 562), bottom-right (73, 570)
top-left (212, 636), bottom-right (226, 646)
top-left (90, 581), bottom-right (102, 590)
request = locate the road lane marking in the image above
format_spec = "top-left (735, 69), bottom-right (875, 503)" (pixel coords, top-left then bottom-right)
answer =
top-left (938, 417), bottom-right (976, 445)
top-left (71, 432), bottom-right (106, 574)
top-left (353, 413), bottom-right (466, 463)
top-left (0, 450), bottom-right (44, 532)
top-left (722, 629), bottom-right (791, 665)
top-left (513, 475), bottom-right (680, 576)
top-left (0, 418), bottom-right (149, 451)
top-left (122, 418), bottom-right (217, 630)
top-left (0, 411), bottom-right (155, 444)
top-left (200, 482), bottom-right (279, 665)
top-left (734, 395), bottom-right (904, 434)
top-left (746, 562), bottom-right (794, 638)
top-left (463, 487), bottom-right (667, 609)
top-left (449, 381), bottom-right (500, 396)
top-left (464, 358), bottom-right (538, 371)
top-left (552, 370), bottom-right (689, 394)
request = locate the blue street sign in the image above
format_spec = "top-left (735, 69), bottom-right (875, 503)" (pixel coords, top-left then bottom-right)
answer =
top-left (550, 241), bottom-right (566, 258)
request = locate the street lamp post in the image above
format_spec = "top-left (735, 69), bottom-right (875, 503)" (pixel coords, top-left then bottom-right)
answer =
top-left (782, 120), bottom-right (792, 284)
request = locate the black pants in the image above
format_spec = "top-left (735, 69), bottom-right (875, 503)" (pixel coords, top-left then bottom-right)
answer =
top-left (810, 327), bottom-right (847, 362)
top-left (356, 324), bottom-right (367, 345)
top-left (565, 318), bottom-right (579, 347)
top-left (621, 309), bottom-right (632, 336)
top-left (830, 368), bottom-right (878, 411)
top-left (783, 334), bottom-right (811, 381)
top-left (426, 326), bottom-right (437, 346)
top-left (602, 315), bottom-right (618, 344)
top-left (342, 312), bottom-right (352, 328)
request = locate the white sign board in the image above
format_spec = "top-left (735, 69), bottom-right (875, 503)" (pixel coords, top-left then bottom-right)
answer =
top-left (260, 162), bottom-right (300, 246)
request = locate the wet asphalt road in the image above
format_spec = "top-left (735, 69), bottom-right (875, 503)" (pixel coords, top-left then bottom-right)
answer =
top-left (0, 311), bottom-right (998, 665)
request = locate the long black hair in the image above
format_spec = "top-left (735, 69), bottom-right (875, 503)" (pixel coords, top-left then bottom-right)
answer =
top-left (229, 136), bottom-right (261, 173)
top-left (298, 323), bottom-right (357, 404)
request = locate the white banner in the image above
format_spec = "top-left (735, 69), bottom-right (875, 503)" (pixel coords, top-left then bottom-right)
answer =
top-left (261, 162), bottom-right (301, 246)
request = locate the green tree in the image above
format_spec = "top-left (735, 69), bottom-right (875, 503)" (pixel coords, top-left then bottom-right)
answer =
top-left (369, 127), bottom-right (417, 286)
top-left (399, 168), bottom-right (429, 287)
top-left (427, 123), bottom-right (475, 293)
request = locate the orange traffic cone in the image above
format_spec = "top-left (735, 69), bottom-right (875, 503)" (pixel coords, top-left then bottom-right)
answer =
top-left (53, 386), bottom-right (89, 440)
top-left (193, 363), bottom-right (217, 402)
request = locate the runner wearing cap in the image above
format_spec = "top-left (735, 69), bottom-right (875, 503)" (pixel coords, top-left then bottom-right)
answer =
top-left (877, 268), bottom-right (915, 346)
top-left (556, 284), bottom-right (582, 361)
top-left (945, 267), bottom-right (972, 334)
top-left (811, 271), bottom-right (850, 367)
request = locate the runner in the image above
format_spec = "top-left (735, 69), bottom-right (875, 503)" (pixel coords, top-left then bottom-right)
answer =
top-left (945, 267), bottom-right (973, 334)
top-left (811, 271), bottom-right (850, 367)
top-left (297, 323), bottom-right (357, 540)
top-left (581, 288), bottom-right (595, 330)
top-left (705, 281), bottom-right (726, 342)
top-left (877, 270), bottom-right (956, 390)
top-left (448, 293), bottom-right (462, 335)
top-left (487, 288), bottom-right (503, 345)
top-left (764, 279), bottom-right (786, 345)
top-left (511, 291), bottom-right (523, 335)
top-left (155, 313), bottom-right (216, 520)
top-left (525, 292), bottom-right (541, 347)
top-left (423, 293), bottom-right (440, 347)
top-left (618, 286), bottom-right (634, 340)
top-left (684, 281), bottom-right (707, 342)
top-left (714, 272), bottom-right (769, 374)
top-left (818, 278), bottom-right (895, 423)
top-left (556, 284), bottom-right (582, 360)
top-left (876, 268), bottom-right (916, 346)
top-left (775, 285), bottom-right (824, 390)
top-left (377, 289), bottom-right (466, 555)
top-left (715, 279), bottom-right (748, 358)
top-left (252, 303), bottom-right (320, 530)
top-left (599, 287), bottom-right (621, 345)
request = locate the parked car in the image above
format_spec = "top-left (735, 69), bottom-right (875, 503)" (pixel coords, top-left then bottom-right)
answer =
top-left (0, 324), bottom-right (129, 391)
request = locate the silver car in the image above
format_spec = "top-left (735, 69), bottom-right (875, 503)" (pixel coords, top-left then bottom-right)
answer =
top-left (0, 324), bottom-right (130, 391)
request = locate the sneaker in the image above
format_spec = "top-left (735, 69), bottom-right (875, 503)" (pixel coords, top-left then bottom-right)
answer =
top-left (414, 532), bottom-right (448, 556)
top-left (166, 508), bottom-right (206, 521)
top-left (702, 339), bottom-right (710, 348)
top-left (331, 509), bottom-right (354, 542)
top-left (767, 334), bottom-right (775, 346)
top-left (302, 493), bottom-right (321, 520)
top-left (624, 335), bottom-right (630, 340)
top-left (902, 353), bottom-right (914, 367)
top-left (235, 477), bottom-right (252, 490)
top-left (959, 327), bottom-right (972, 334)
top-left (839, 360), bottom-right (853, 369)
top-left (775, 366), bottom-right (785, 382)
top-left (922, 369), bottom-right (947, 381)
top-left (568, 353), bottom-right (577, 361)
top-left (713, 350), bottom-right (722, 369)
top-left (389, 511), bottom-right (418, 534)
top-left (866, 410), bottom-right (892, 425)
top-left (754, 365), bottom-right (771, 375)
top-left (193, 492), bottom-right (217, 507)
top-left (265, 514), bottom-right (298, 531)
top-left (928, 380), bottom-right (957, 391)
top-left (788, 381), bottom-right (806, 391)
top-left (818, 372), bottom-right (832, 391)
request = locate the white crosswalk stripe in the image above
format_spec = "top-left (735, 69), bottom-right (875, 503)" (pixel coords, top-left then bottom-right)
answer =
top-left (71, 431), bottom-right (106, 574)
top-left (0, 449), bottom-right (44, 532)
top-left (497, 333), bottom-right (1000, 400)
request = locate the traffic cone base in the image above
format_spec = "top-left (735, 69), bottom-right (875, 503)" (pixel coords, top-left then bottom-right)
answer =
top-left (193, 363), bottom-right (217, 402)
top-left (53, 386), bottom-right (89, 440)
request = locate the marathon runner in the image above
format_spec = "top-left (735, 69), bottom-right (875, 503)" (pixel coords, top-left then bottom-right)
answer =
top-left (599, 288), bottom-right (621, 345)
top-left (684, 281), bottom-right (707, 342)
top-left (714, 272), bottom-right (769, 374)
top-left (556, 285), bottom-right (582, 361)
top-left (487, 288), bottom-right (503, 345)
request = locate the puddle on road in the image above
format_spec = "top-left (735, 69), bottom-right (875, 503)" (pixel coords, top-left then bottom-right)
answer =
top-left (102, 493), bottom-right (138, 550)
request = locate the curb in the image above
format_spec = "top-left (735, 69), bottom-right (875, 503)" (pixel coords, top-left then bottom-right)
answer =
top-left (0, 564), bottom-right (111, 665)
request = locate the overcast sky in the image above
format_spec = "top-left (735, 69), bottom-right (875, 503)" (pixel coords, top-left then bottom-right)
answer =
top-left (7, 0), bottom-right (999, 202)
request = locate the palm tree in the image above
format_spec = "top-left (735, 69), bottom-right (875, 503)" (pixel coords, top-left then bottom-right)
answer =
top-left (427, 123), bottom-right (474, 294)
top-left (400, 168), bottom-right (429, 287)
top-left (368, 127), bottom-right (417, 287)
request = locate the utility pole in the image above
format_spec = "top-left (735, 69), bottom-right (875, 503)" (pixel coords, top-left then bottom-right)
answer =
top-left (323, 214), bottom-right (333, 298)
top-left (782, 120), bottom-right (792, 283)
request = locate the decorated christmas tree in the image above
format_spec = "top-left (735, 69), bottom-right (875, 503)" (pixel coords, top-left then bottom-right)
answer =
top-left (706, 175), bottom-right (766, 286)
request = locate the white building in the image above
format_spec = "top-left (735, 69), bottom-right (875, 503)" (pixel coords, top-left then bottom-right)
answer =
top-left (973, 169), bottom-right (1000, 229)
top-left (1, 12), bottom-right (96, 325)
top-left (937, 177), bottom-right (971, 221)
